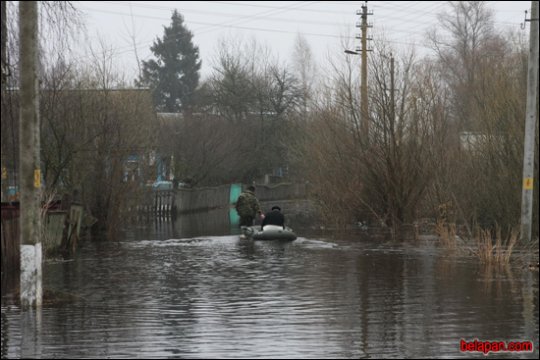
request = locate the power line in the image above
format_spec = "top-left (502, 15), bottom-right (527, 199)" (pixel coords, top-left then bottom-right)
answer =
top-left (176, 0), bottom-right (353, 15)
top-left (78, 5), bottom-right (355, 40)
top-left (76, 2), bottom-right (362, 67)
top-left (83, 2), bottom-right (348, 27)
top-left (94, 0), bottom-right (353, 15)
top-left (78, 2), bottom-right (437, 50)
top-left (73, 0), bottom-right (527, 76)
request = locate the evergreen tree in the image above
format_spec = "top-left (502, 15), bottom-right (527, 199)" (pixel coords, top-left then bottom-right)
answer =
top-left (138, 10), bottom-right (201, 113)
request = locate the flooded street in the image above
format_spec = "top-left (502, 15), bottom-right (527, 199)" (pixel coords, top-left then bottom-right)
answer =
top-left (2, 208), bottom-right (539, 358)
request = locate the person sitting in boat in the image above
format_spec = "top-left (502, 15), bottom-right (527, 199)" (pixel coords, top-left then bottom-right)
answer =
top-left (235, 185), bottom-right (263, 227)
top-left (261, 206), bottom-right (285, 230)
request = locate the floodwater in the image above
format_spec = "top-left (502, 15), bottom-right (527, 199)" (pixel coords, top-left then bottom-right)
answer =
top-left (2, 205), bottom-right (539, 359)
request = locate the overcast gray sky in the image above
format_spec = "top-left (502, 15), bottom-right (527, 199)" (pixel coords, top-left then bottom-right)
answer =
top-left (74, 1), bottom-right (532, 81)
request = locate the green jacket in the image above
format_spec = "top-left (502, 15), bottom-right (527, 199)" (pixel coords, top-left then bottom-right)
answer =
top-left (235, 190), bottom-right (261, 218)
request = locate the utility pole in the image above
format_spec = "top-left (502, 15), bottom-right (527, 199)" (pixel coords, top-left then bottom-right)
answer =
top-left (19, 1), bottom-right (42, 309)
top-left (1, 0), bottom-right (8, 201)
top-left (359, 2), bottom-right (371, 138)
top-left (346, 3), bottom-right (372, 140)
top-left (520, 0), bottom-right (539, 244)
top-left (390, 54), bottom-right (395, 125)
top-left (1, 1), bottom-right (6, 87)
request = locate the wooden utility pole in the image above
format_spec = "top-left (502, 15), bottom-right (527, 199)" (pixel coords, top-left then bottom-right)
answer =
top-left (520, 0), bottom-right (539, 244)
top-left (19, 0), bottom-right (42, 309)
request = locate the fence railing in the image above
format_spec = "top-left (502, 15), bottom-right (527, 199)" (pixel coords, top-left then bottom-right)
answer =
top-left (253, 183), bottom-right (309, 202)
top-left (175, 185), bottom-right (231, 213)
top-left (130, 190), bottom-right (176, 218)
top-left (173, 183), bottom-right (309, 214)
top-left (1, 201), bottom-right (84, 274)
top-left (1, 203), bottom-right (20, 274)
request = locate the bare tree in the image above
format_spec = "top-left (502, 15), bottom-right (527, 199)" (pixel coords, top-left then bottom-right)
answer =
top-left (184, 37), bottom-right (302, 185)
top-left (426, 1), bottom-right (533, 235)
top-left (427, 0), bottom-right (496, 132)
top-left (292, 33), bottom-right (316, 117)
top-left (1, 1), bottom-right (82, 201)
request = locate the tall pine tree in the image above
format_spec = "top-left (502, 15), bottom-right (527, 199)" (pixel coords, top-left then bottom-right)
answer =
top-left (138, 10), bottom-right (201, 113)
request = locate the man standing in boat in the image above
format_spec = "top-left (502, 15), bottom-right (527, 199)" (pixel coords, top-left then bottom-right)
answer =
top-left (235, 185), bottom-right (263, 227)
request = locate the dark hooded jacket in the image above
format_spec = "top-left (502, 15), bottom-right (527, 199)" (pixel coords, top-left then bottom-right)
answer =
top-left (261, 208), bottom-right (285, 229)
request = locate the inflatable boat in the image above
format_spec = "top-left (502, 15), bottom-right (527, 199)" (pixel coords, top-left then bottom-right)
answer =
top-left (241, 225), bottom-right (297, 241)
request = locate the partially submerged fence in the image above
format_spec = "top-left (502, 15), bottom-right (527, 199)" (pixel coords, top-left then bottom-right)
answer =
top-left (132, 190), bottom-right (176, 217)
top-left (129, 182), bottom-right (309, 217)
top-left (1, 203), bottom-right (20, 274)
top-left (173, 183), bottom-right (308, 213)
top-left (1, 201), bottom-right (84, 275)
top-left (254, 183), bottom-right (308, 202)
top-left (175, 185), bottom-right (230, 213)
top-left (153, 190), bottom-right (175, 216)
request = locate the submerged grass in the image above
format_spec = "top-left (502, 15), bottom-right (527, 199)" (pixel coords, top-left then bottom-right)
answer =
top-left (436, 219), bottom-right (522, 266)
top-left (471, 226), bottom-right (518, 265)
top-left (435, 219), bottom-right (458, 250)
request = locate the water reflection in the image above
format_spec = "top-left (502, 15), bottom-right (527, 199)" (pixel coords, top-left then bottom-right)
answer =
top-left (1, 208), bottom-right (539, 359)
top-left (122, 200), bottom-right (316, 241)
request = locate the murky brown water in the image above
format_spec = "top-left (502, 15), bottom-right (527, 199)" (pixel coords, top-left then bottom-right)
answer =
top-left (2, 208), bottom-right (539, 359)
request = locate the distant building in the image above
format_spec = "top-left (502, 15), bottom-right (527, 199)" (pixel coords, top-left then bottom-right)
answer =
top-left (459, 131), bottom-right (505, 151)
